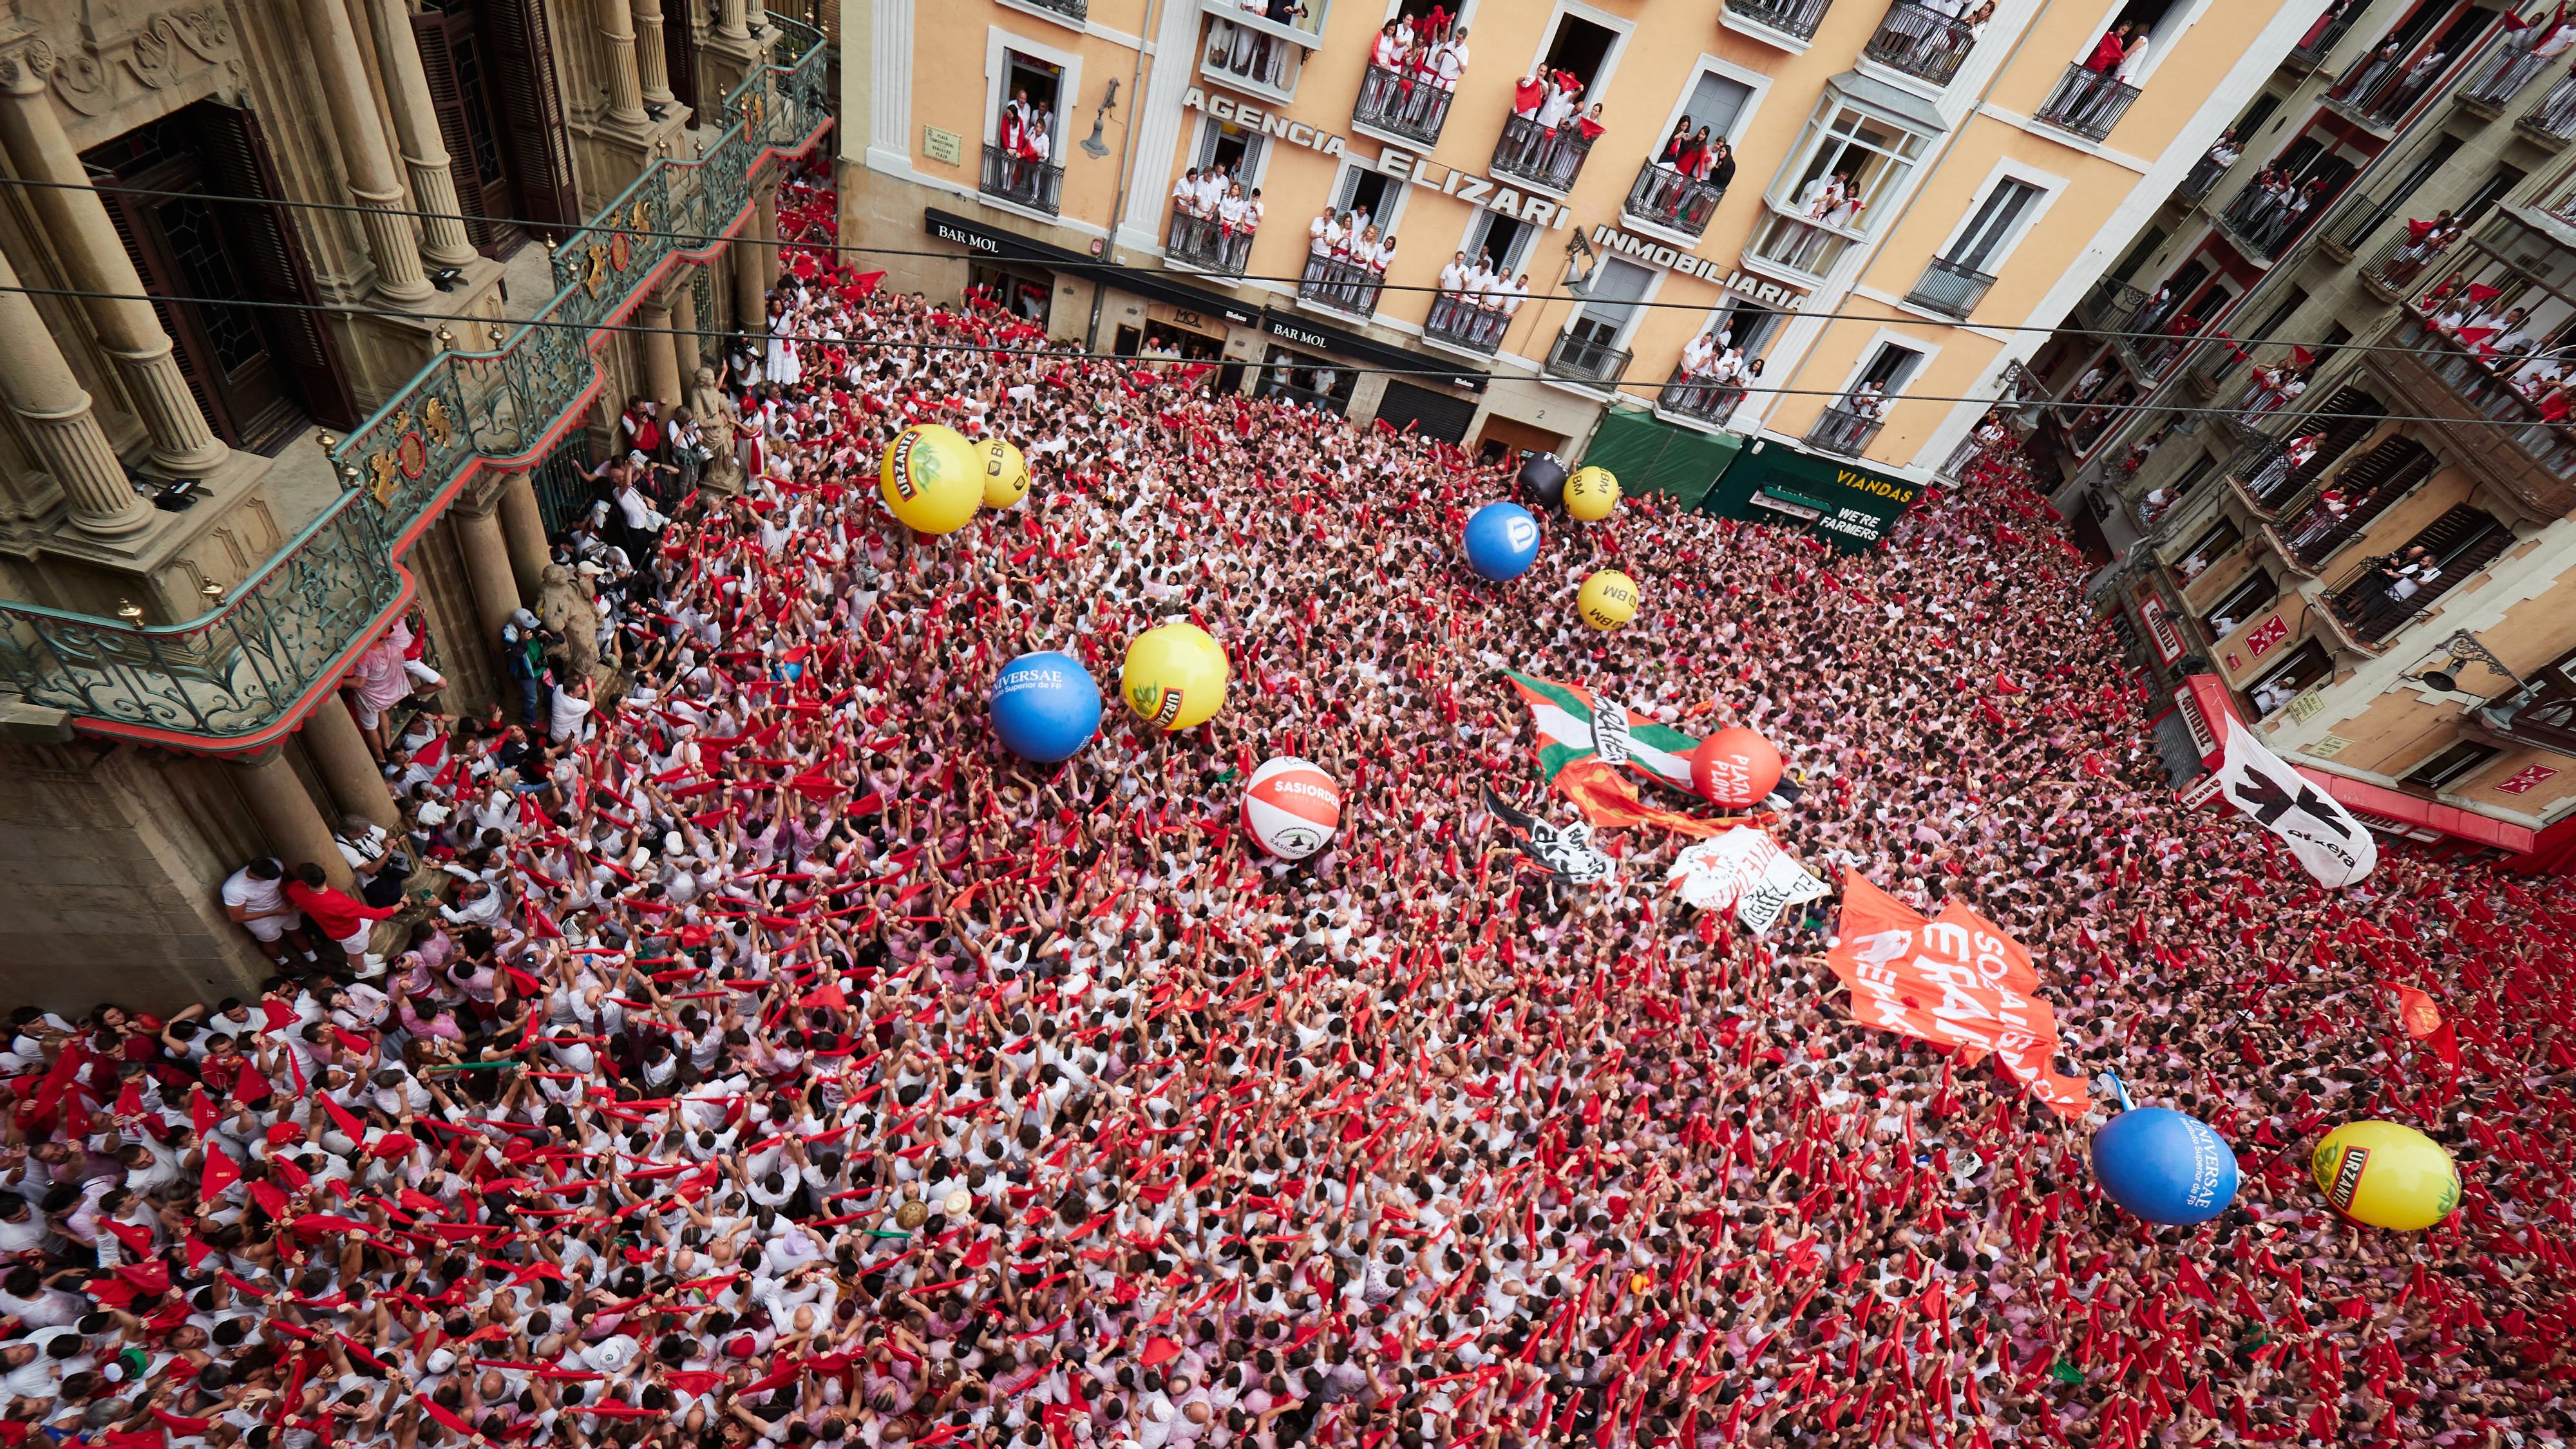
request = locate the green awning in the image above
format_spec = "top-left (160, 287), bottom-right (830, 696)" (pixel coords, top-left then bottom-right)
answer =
top-left (1702, 439), bottom-right (1924, 551)
top-left (1578, 408), bottom-right (1743, 512)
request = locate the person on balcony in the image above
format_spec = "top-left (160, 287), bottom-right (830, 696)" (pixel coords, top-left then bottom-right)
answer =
top-left (1225, 185), bottom-right (1262, 270)
top-left (1701, 135), bottom-right (1736, 194)
top-left (1309, 205), bottom-right (1346, 258)
top-left (1432, 26), bottom-right (1470, 118)
top-left (2382, 46), bottom-right (2450, 117)
top-left (2343, 38), bottom-right (2404, 107)
top-left (2184, 129), bottom-right (2240, 198)
top-left (2380, 209), bottom-right (2458, 287)
top-left (2113, 26), bottom-right (2152, 84)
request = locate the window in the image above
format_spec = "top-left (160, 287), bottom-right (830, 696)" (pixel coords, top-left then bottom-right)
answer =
top-left (2202, 571), bottom-right (2275, 635)
top-left (2336, 134), bottom-right (2456, 251)
top-left (2230, 90), bottom-right (2281, 144)
top-left (1193, 116), bottom-right (1268, 187)
top-left (970, 261), bottom-right (1053, 325)
top-left (1751, 98), bottom-right (1931, 277)
top-left (2401, 739), bottom-right (2501, 791)
top-left (1534, 11), bottom-right (1622, 102)
top-left (1465, 207), bottom-right (1537, 278)
top-left (1852, 340), bottom-right (1925, 395)
top-left (2248, 639), bottom-right (2332, 712)
top-left (2173, 516), bottom-right (2242, 580)
top-left (1943, 179), bottom-right (2044, 274)
top-left (1674, 68), bottom-right (1755, 144)
top-left (1709, 295), bottom-right (1784, 357)
top-left (2211, 286), bottom-right (2306, 385)
top-left (998, 50), bottom-right (1065, 152)
top-left (2078, 0), bottom-right (2197, 85)
top-left (1333, 164), bottom-right (1406, 238)
top-left (2456, 165), bottom-right (2525, 228)
top-left (2110, 225), bottom-right (2168, 285)
top-left (1569, 256), bottom-right (1656, 346)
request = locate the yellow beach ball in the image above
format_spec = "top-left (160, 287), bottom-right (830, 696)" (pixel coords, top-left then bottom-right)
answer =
top-left (1565, 466), bottom-right (1622, 522)
top-left (1577, 569), bottom-right (1638, 630)
top-left (978, 438), bottom-right (1032, 509)
top-left (878, 423), bottom-right (983, 535)
top-left (2313, 1121), bottom-right (2459, 1231)
top-left (1122, 621), bottom-right (1229, 731)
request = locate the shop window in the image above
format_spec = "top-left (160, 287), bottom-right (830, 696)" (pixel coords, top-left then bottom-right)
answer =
top-left (2401, 739), bottom-right (2500, 791)
top-left (970, 261), bottom-right (1052, 325)
top-left (1262, 343), bottom-right (1355, 413)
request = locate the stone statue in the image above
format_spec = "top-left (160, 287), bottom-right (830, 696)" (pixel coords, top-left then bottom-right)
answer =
top-left (690, 364), bottom-right (744, 496)
top-left (536, 563), bottom-right (603, 684)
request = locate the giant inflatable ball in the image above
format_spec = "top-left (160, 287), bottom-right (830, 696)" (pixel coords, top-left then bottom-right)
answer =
top-left (1463, 502), bottom-right (1542, 582)
top-left (2314, 1121), bottom-right (2459, 1231)
top-left (1122, 622), bottom-right (1229, 732)
top-left (1565, 466), bottom-right (1622, 522)
top-left (880, 423), bottom-right (983, 535)
top-left (1577, 570), bottom-right (1638, 631)
top-left (978, 438), bottom-right (1032, 509)
top-left (1691, 726), bottom-right (1783, 808)
top-left (989, 651), bottom-right (1101, 762)
top-left (1243, 757), bottom-right (1341, 860)
top-left (2092, 1108), bottom-right (2240, 1226)
top-left (1519, 452), bottom-right (1569, 511)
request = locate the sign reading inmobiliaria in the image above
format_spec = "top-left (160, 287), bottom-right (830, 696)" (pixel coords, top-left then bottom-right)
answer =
top-left (1824, 876), bottom-right (2092, 1118)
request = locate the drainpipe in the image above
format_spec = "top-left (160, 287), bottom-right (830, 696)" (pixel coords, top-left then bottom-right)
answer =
top-left (1090, 0), bottom-right (1163, 352)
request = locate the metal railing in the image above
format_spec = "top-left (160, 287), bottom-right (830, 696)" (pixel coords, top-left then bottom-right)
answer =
top-left (2356, 228), bottom-right (2450, 295)
top-left (1298, 252), bottom-right (1383, 317)
top-left (1015, 0), bottom-right (1087, 19)
top-left (1623, 161), bottom-right (1726, 238)
top-left (1204, 19), bottom-right (1302, 94)
top-left (1542, 330), bottom-right (1632, 388)
top-left (1492, 112), bottom-right (1595, 193)
top-left (2286, 8), bottom-right (2360, 71)
top-left (1659, 370), bottom-right (1747, 427)
top-left (2175, 151), bottom-right (2234, 205)
top-left (2075, 278), bottom-right (2149, 335)
top-left (1424, 292), bottom-right (1508, 355)
top-left (1905, 256), bottom-right (1996, 318)
top-left (1166, 205), bottom-right (1250, 276)
top-left (1807, 406), bottom-right (1884, 457)
top-left (2523, 71), bottom-right (2576, 142)
top-left (2332, 47), bottom-right (2450, 124)
top-left (1725, 0), bottom-right (1833, 42)
top-left (981, 144), bottom-right (1064, 215)
top-left (2393, 314), bottom-right (2576, 478)
top-left (2034, 65), bottom-right (2139, 141)
top-left (1352, 63), bottom-right (1454, 146)
top-left (2315, 184), bottom-right (2401, 258)
top-left (0, 22), bottom-right (835, 744)
top-left (1863, 0), bottom-right (1979, 85)
top-left (2458, 40), bottom-right (2550, 110)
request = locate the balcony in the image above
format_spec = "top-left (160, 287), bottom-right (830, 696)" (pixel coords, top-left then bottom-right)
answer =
top-left (2313, 185), bottom-right (2400, 261)
top-left (1807, 406), bottom-right (1883, 457)
top-left (2480, 647), bottom-right (2576, 755)
top-left (1166, 205), bottom-right (1247, 278)
top-left (981, 144), bottom-right (1064, 216)
top-left (2073, 278), bottom-right (2149, 335)
top-left (2456, 42), bottom-right (2548, 115)
top-left (1352, 64), bottom-right (1453, 146)
top-left (2371, 317), bottom-right (2576, 518)
top-left (1492, 113), bottom-right (1595, 194)
top-left (1623, 161), bottom-right (1725, 239)
top-left (2285, 9), bottom-right (2360, 73)
top-left (1905, 255), bottom-right (1996, 318)
top-left (2175, 151), bottom-right (2232, 207)
top-left (2329, 50), bottom-right (2447, 128)
top-left (2354, 228), bottom-right (2450, 301)
top-left (1297, 252), bottom-right (1382, 318)
top-left (2319, 510), bottom-right (2517, 645)
top-left (1747, 204), bottom-right (1862, 283)
top-left (1659, 370), bottom-right (1747, 428)
top-left (2034, 65), bottom-right (2139, 142)
top-left (1423, 292), bottom-right (1506, 355)
top-left (1204, 19), bottom-right (1307, 100)
top-left (0, 21), bottom-right (836, 744)
top-left (1724, 0), bottom-right (1833, 44)
top-left (1011, 0), bottom-right (1086, 22)
top-left (2520, 74), bottom-right (2576, 146)
top-left (1863, 1), bottom-right (1979, 86)
top-left (1542, 330), bottom-right (1632, 390)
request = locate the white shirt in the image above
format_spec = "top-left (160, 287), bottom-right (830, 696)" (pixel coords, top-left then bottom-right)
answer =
top-left (222, 867), bottom-right (289, 916)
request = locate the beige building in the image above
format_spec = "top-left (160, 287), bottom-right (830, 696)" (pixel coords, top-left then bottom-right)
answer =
top-left (2029, 0), bottom-right (2576, 861)
top-left (837, 0), bottom-right (2322, 478)
top-left (0, 0), bottom-right (833, 1003)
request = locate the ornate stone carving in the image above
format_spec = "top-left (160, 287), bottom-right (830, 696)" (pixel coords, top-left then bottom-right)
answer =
top-left (0, 35), bottom-right (59, 89)
top-left (48, 5), bottom-right (236, 117)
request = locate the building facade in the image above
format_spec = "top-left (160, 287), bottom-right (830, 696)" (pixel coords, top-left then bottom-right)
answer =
top-left (839, 0), bottom-right (2320, 484)
top-left (2028, 0), bottom-right (2576, 858)
top-left (0, 0), bottom-right (835, 1004)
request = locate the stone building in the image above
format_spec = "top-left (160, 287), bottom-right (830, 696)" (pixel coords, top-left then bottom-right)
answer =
top-left (0, 0), bottom-right (835, 1005)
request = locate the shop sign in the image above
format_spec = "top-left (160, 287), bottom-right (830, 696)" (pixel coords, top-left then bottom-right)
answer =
top-left (1180, 89), bottom-right (1573, 229)
top-left (2497, 763), bottom-right (2560, 795)
top-left (2137, 593), bottom-right (2184, 665)
top-left (1587, 226), bottom-right (1808, 308)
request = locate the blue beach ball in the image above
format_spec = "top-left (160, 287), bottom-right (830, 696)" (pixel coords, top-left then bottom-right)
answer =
top-left (1463, 501), bottom-right (1543, 582)
top-left (2092, 1108), bottom-right (2240, 1226)
top-left (989, 651), bottom-right (1103, 762)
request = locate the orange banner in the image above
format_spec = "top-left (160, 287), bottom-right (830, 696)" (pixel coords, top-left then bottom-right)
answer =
top-left (1824, 876), bottom-right (2091, 1119)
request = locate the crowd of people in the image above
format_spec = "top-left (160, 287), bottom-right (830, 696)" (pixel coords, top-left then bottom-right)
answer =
top-left (7, 158), bottom-right (2576, 1449)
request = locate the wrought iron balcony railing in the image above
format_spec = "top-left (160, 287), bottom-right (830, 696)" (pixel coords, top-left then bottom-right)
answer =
top-left (1016, 0), bottom-right (1087, 21)
top-left (1807, 405), bottom-right (1884, 457)
top-left (981, 144), bottom-right (1065, 216)
top-left (2074, 278), bottom-right (2148, 335)
top-left (1166, 205), bottom-right (1249, 276)
top-left (2034, 64), bottom-right (2139, 142)
top-left (1352, 64), bottom-right (1454, 146)
top-left (1864, 0), bottom-right (1979, 85)
top-left (1905, 255), bottom-right (1996, 318)
top-left (1424, 292), bottom-right (1507, 355)
top-left (2522, 71), bottom-right (2576, 142)
top-left (1659, 370), bottom-right (1747, 427)
top-left (1542, 330), bottom-right (1631, 389)
top-left (1204, 18), bottom-right (1304, 95)
top-left (2286, 8), bottom-right (2359, 71)
top-left (2457, 40), bottom-right (2549, 111)
top-left (0, 22), bottom-right (835, 745)
top-left (1725, 0), bottom-right (1833, 43)
top-left (1492, 112), bottom-right (1595, 193)
top-left (1298, 252), bottom-right (1383, 317)
top-left (1624, 161), bottom-right (1725, 238)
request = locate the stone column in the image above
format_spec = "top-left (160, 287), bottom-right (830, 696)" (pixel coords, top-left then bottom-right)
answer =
top-left (495, 471), bottom-right (552, 600)
top-left (639, 299), bottom-right (683, 406)
top-left (233, 747), bottom-right (355, 891)
top-left (733, 203), bottom-right (768, 339)
top-left (0, 240), bottom-right (151, 536)
top-left (598, 0), bottom-right (650, 126)
top-left (716, 0), bottom-right (749, 41)
top-left (450, 485), bottom-right (525, 649)
top-left (302, 695), bottom-right (399, 829)
top-left (632, 0), bottom-right (676, 110)
top-left (746, 0), bottom-right (767, 37)
top-left (297, 0), bottom-right (435, 303)
top-left (364, 0), bottom-right (480, 270)
top-left (670, 268), bottom-right (703, 381)
top-left (0, 36), bottom-right (227, 477)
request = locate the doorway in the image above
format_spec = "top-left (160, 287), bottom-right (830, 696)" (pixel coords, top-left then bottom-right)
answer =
top-left (82, 100), bottom-right (359, 454)
top-left (1537, 12), bottom-right (1621, 99)
top-left (413, 0), bottom-right (581, 244)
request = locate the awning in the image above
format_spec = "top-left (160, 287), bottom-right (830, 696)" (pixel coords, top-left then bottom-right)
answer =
top-left (2291, 768), bottom-right (2540, 853)
top-left (922, 208), bottom-right (1262, 327)
top-left (1824, 70), bottom-right (1950, 135)
top-left (2176, 674), bottom-right (2239, 769)
top-left (1256, 310), bottom-right (1487, 392)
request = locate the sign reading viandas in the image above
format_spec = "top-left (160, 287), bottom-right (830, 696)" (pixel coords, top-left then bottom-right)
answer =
top-left (1701, 439), bottom-right (1922, 551)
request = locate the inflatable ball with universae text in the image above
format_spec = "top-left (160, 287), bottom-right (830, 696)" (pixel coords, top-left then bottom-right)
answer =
top-left (988, 651), bottom-right (1102, 763)
top-left (2091, 1107), bottom-right (2240, 1226)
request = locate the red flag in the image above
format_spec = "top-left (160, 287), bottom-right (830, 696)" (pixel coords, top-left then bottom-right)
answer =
top-left (202, 1146), bottom-right (243, 1199)
top-left (260, 999), bottom-right (298, 1033)
top-left (802, 981), bottom-right (849, 1010)
top-left (320, 1094), bottom-right (368, 1146)
top-left (191, 1086), bottom-right (218, 1135)
top-left (234, 1064), bottom-right (271, 1105)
